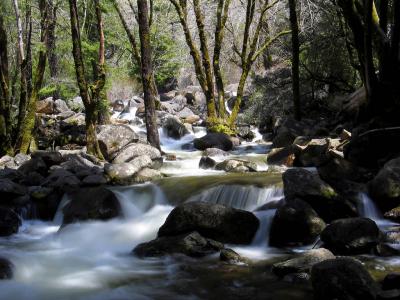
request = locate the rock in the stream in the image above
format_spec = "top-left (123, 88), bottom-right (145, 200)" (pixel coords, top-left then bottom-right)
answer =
top-left (294, 138), bottom-right (331, 167)
top-left (0, 207), bottom-right (21, 237)
top-left (97, 125), bottom-right (139, 160)
top-left (311, 258), bottom-right (378, 300)
top-left (158, 202), bottom-right (259, 244)
top-left (215, 159), bottom-right (257, 173)
top-left (283, 168), bottom-right (357, 222)
top-left (0, 179), bottom-right (28, 205)
top-left (384, 206), bottom-right (400, 223)
top-left (0, 258), bottom-right (13, 279)
top-left (382, 273), bottom-right (400, 291)
top-left (219, 248), bottom-right (248, 264)
top-left (162, 117), bottom-right (189, 139)
top-left (269, 199), bottom-right (326, 247)
top-left (113, 143), bottom-right (161, 163)
top-left (266, 147), bottom-right (295, 167)
top-left (369, 157), bottom-right (400, 211)
top-left (31, 151), bottom-right (64, 167)
top-left (62, 186), bottom-right (121, 225)
top-left (320, 217), bottom-right (380, 255)
top-left (42, 169), bottom-right (81, 192)
top-left (193, 133), bottom-right (233, 151)
top-left (133, 231), bottom-right (223, 258)
top-left (105, 155), bottom-right (152, 184)
top-left (272, 248), bottom-right (335, 277)
top-left (203, 148), bottom-right (228, 157)
top-left (199, 156), bottom-right (217, 170)
top-left (133, 168), bottom-right (163, 183)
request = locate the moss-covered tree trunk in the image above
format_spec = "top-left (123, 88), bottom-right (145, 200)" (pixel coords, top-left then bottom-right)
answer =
top-left (68, 0), bottom-right (104, 159)
top-left (0, 13), bottom-right (12, 155)
top-left (46, 0), bottom-right (60, 99)
top-left (137, 0), bottom-right (160, 150)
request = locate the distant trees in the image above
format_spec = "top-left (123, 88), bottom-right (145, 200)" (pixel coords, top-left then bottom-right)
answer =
top-left (169, 0), bottom-right (290, 132)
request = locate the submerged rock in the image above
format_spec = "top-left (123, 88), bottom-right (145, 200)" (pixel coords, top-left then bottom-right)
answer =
top-left (0, 207), bottom-right (21, 237)
top-left (269, 199), bottom-right (326, 247)
top-left (219, 248), bottom-right (248, 264)
top-left (62, 186), bottom-right (121, 225)
top-left (320, 217), bottom-right (380, 255)
top-left (133, 231), bottom-right (223, 258)
top-left (158, 202), bottom-right (259, 244)
top-left (311, 258), bottom-right (378, 300)
top-left (272, 248), bottom-right (335, 277)
top-left (193, 133), bottom-right (233, 151)
top-left (0, 258), bottom-right (13, 279)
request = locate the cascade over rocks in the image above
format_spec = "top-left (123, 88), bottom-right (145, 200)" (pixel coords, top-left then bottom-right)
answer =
top-left (283, 168), bottom-right (357, 222)
top-left (0, 207), bottom-right (21, 236)
top-left (269, 198), bottom-right (326, 247)
top-left (272, 248), bottom-right (335, 277)
top-left (133, 231), bottom-right (223, 258)
top-left (62, 186), bottom-right (121, 225)
top-left (97, 125), bottom-right (139, 160)
top-left (193, 133), bottom-right (234, 151)
top-left (320, 217), bottom-right (380, 255)
top-left (0, 258), bottom-right (13, 279)
top-left (158, 202), bottom-right (259, 244)
top-left (311, 258), bottom-right (378, 300)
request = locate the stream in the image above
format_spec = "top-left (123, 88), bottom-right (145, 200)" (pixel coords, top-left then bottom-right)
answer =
top-left (1, 120), bottom-right (400, 299)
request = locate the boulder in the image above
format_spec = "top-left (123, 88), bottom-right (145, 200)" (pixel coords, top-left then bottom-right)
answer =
top-left (320, 217), bottom-right (380, 255)
top-left (220, 248), bottom-right (248, 264)
top-left (36, 97), bottom-right (54, 114)
top-left (42, 169), bottom-right (81, 192)
top-left (294, 138), bottom-right (331, 167)
top-left (384, 207), bottom-right (400, 223)
top-left (62, 186), bottom-right (121, 225)
top-left (311, 258), bottom-right (378, 300)
top-left (113, 143), bottom-right (161, 164)
top-left (18, 157), bottom-right (48, 176)
top-left (283, 168), bottom-right (357, 222)
top-left (0, 155), bottom-right (16, 169)
top-left (272, 118), bottom-right (308, 148)
top-left (177, 107), bottom-right (195, 119)
top-left (133, 168), bottom-right (163, 183)
top-left (82, 174), bottom-right (108, 186)
top-left (194, 133), bottom-right (233, 151)
top-left (54, 99), bottom-right (70, 114)
top-left (0, 258), bottom-right (13, 279)
top-left (133, 231), bottom-right (223, 258)
top-left (369, 158), bottom-right (400, 211)
top-left (105, 155), bottom-right (152, 184)
top-left (199, 156), bottom-right (217, 170)
top-left (215, 159), bottom-right (257, 173)
top-left (382, 273), bottom-right (400, 291)
top-left (269, 199), bottom-right (326, 247)
top-left (97, 125), bottom-right (139, 160)
top-left (0, 179), bottom-right (28, 205)
top-left (162, 117), bottom-right (189, 139)
top-left (203, 148), bottom-right (228, 157)
top-left (68, 96), bottom-right (85, 112)
top-left (0, 207), bottom-right (20, 236)
top-left (344, 127), bottom-right (400, 169)
top-left (13, 153), bottom-right (30, 166)
top-left (31, 151), bottom-right (64, 167)
top-left (266, 147), bottom-right (295, 167)
top-left (237, 126), bottom-right (255, 142)
top-left (272, 248), bottom-right (335, 277)
top-left (184, 115), bottom-right (201, 124)
top-left (62, 113), bottom-right (86, 126)
top-left (158, 202), bottom-right (259, 244)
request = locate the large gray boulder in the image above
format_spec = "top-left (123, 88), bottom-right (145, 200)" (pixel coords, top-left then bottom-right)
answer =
top-left (105, 155), bottom-right (152, 184)
top-left (162, 117), bottom-right (189, 139)
top-left (133, 231), bottom-right (223, 258)
top-left (194, 133), bottom-right (233, 151)
top-left (0, 207), bottom-right (20, 236)
top-left (0, 258), bottom-right (13, 279)
top-left (320, 217), bottom-right (380, 255)
top-left (215, 159), bottom-right (257, 173)
top-left (158, 202), bottom-right (259, 244)
top-left (369, 157), bottom-right (400, 211)
top-left (54, 99), bottom-right (71, 114)
top-left (97, 125), bottom-right (139, 160)
top-left (113, 143), bottom-right (161, 164)
top-left (283, 168), bottom-right (357, 222)
top-left (62, 186), bottom-right (121, 225)
top-left (269, 199), bottom-right (326, 247)
top-left (36, 97), bottom-right (54, 114)
top-left (272, 248), bottom-right (335, 277)
top-left (311, 258), bottom-right (378, 300)
top-left (294, 138), bottom-right (331, 167)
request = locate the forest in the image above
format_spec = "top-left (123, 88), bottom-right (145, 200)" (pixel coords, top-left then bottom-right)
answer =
top-left (0, 0), bottom-right (400, 299)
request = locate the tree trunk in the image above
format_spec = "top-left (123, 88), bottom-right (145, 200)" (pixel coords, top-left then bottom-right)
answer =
top-left (68, 0), bottom-right (104, 159)
top-left (137, 0), bottom-right (160, 150)
top-left (0, 14), bottom-right (12, 155)
top-left (46, 0), bottom-right (60, 99)
top-left (288, 0), bottom-right (301, 121)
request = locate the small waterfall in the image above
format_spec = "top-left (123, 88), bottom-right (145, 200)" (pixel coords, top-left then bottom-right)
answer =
top-left (110, 183), bottom-right (167, 219)
top-left (53, 194), bottom-right (72, 225)
top-left (187, 184), bottom-right (283, 212)
top-left (358, 193), bottom-right (382, 221)
top-left (252, 209), bottom-right (277, 247)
